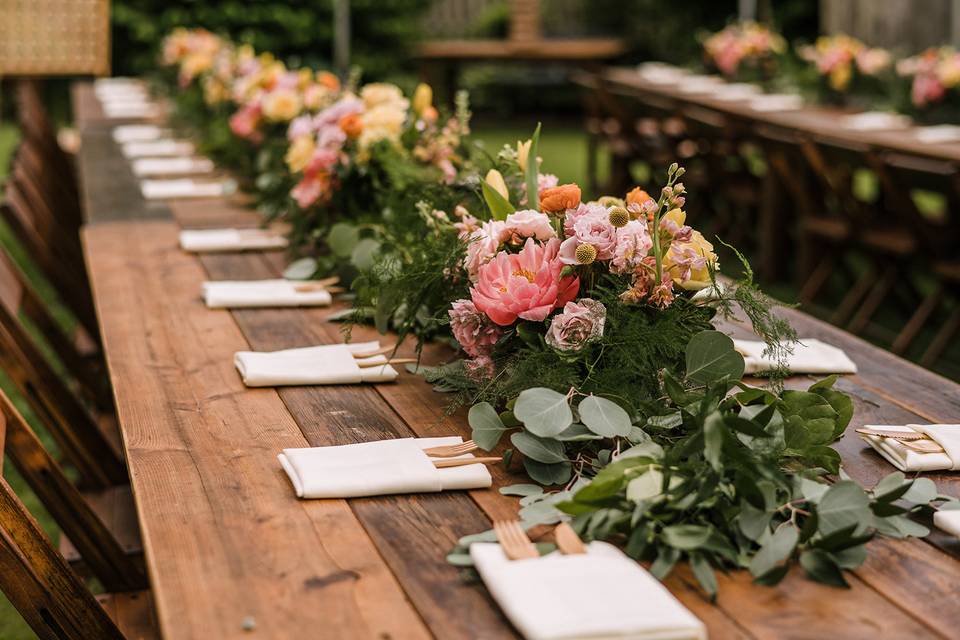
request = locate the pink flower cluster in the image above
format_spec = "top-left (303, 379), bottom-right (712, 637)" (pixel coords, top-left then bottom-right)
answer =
top-left (898, 47), bottom-right (960, 108)
top-left (703, 22), bottom-right (786, 76)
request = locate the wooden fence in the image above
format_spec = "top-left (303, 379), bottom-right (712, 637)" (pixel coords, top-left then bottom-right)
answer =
top-left (821, 0), bottom-right (960, 52)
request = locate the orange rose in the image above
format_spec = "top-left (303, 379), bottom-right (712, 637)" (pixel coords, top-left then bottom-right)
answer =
top-left (317, 71), bottom-right (341, 91)
top-left (626, 187), bottom-right (653, 206)
top-left (539, 184), bottom-right (581, 213)
top-left (339, 113), bottom-right (363, 138)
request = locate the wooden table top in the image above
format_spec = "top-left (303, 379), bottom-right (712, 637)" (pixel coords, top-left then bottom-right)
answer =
top-left (599, 67), bottom-right (960, 166)
top-left (73, 82), bottom-right (960, 639)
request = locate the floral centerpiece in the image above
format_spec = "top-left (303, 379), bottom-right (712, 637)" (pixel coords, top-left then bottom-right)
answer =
top-left (896, 47), bottom-right (960, 123)
top-left (798, 34), bottom-right (892, 106)
top-left (702, 21), bottom-right (786, 85)
top-left (280, 83), bottom-right (475, 280)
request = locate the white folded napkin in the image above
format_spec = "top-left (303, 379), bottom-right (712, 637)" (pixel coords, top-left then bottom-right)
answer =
top-left (202, 279), bottom-right (332, 308)
top-left (278, 436), bottom-right (492, 499)
top-left (750, 93), bottom-right (804, 112)
top-left (112, 124), bottom-right (165, 144)
top-left (141, 179), bottom-right (227, 200)
top-left (710, 83), bottom-right (762, 102)
top-left (934, 509), bottom-right (960, 538)
top-left (102, 103), bottom-right (160, 119)
top-left (180, 229), bottom-right (290, 253)
top-left (860, 424), bottom-right (960, 471)
top-left (94, 77), bottom-right (144, 92)
top-left (132, 157), bottom-right (215, 177)
top-left (471, 541), bottom-right (706, 640)
top-left (122, 140), bottom-right (194, 159)
top-left (677, 76), bottom-right (725, 94)
top-left (735, 338), bottom-right (858, 375)
top-left (179, 228), bottom-right (288, 252)
top-left (637, 63), bottom-right (689, 84)
top-left (843, 111), bottom-right (912, 131)
top-left (234, 341), bottom-right (398, 387)
top-left (914, 125), bottom-right (960, 144)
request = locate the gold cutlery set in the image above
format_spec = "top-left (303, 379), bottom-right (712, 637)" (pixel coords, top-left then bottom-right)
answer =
top-left (494, 520), bottom-right (587, 560)
top-left (350, 341), bottom-right (419, 369)
top-left (855, 427), bottom-right (945, 453)
top-left (424, 439), bottom-right (502, 470)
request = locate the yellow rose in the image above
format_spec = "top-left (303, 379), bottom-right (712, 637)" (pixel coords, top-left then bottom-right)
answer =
top-left (202, 77), bottom-right (229, 105)
top-left (285, 136), bottom-right (316, 173)
top-left (358, 103), bottom-right (407, 148)
top-left (484, 169), bottom-right (510, 201)
top-left (829, 63), bottom-right (852, 92)
top-left (361, 83), bottom-right (405, 108)
top-left (662, 208), bottom-right (686, 228)
top-left (262, 89), bottom-right (302, 122)
top-left (412, 83), bottom-right (433, 115)
top-left (516, 139), bottom-right (532, 172)
top-left (665, 230), bottom-right (717, 291)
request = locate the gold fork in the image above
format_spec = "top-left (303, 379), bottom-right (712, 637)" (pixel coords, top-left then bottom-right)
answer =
top-left (351, 343), bottom-right (398, 358)
top-left (357, 358), bottom-right (418, 368)
top-left (856, 428), bottom-right (944, 453)
top-left (554, 522), bottom-right (587, 555)
top-left (423, 440), bottom-right (478, 457)
top-left (433, 456), bottom-right (501, 469)
top-left (493, 520), bottom-right (539, 560)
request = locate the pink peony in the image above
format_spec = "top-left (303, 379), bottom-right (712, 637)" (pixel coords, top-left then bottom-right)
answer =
top-left (449, 299), bottom-right (502, 357)
top-left (463, 219), bottom-right (506, 281)
top-left (545, 298), bottom-right (606, 352)
top-left (610, 220), bottom-right (653, 274)
top-left (563, 202), bottom-right (607, 237)
top-left (502, 209), bottom-right (556, 243)
top-left (471, 237), bottom-right (579, 326)
top-left (559, 208), bottom-right (618, 265)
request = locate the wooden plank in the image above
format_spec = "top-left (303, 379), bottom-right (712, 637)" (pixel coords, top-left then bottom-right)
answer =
top-left (81, 219), bottom-right (431, 640)
top-left (191, 248), bottom-right (519, 640)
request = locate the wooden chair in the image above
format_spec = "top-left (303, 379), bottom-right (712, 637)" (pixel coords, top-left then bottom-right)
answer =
top-left (0, 243), bottom-right (125, 490)
top-left (0, 390), bottom-right (155, 640)
top-left (0, 243), bottom-right (112, 413)
top-left (795, 135), bottom-right (920, 340)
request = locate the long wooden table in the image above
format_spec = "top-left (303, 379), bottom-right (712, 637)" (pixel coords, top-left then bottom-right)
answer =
top-left (73, 82), bottom-right (960, 639)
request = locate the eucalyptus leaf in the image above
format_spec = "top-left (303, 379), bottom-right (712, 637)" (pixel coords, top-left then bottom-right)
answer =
top-left (902, 477), bottom-right (938, 504)
top-left (578, 395), bottom-right (633, 438)
top-left (662, 524), bottom-right (712, 550)
top-left (685, 330), bottom-right (745, 385)
top-left (514, 388), bottom-right (573, 437)
top-left (554, 423), bottom-right (604, 442)
top-left (328, 222), bottom-right (360, 258)
top-left (749, 524), bottom-right (799, 577)
top-left (817, 481), bottom-right (871, 536)
top-left (468, 402), bottom-right (507, 451)
top-left (690, 553), bottom-right (718, 598)
top-left (523, 459), bottom-right (572, 485)
top-left (499, 484), bottom-right (543, 498)
top-left (282, 257), bottom-right (318, 280)
top-left (799, 549), bottom-right (848, 587)
top-left (350, 238), bottom-right (381, 271)
top-left (446, 552), bottom-right (475, 567)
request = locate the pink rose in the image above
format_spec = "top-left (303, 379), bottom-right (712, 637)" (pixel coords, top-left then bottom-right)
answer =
top-left (287, 114), bottom-right (314, 140)
top-left (559, 208), bottom-right (618, 265)
top-left (563, 202), bottom-right (606, 237)
top-left (471, 237), bottom-right (579, 326)
top-left (306, 147), bottom-right (339, 174)
top-left (229, 103), bottom-right (262, 141)
top-left (291, 171), bottom-right (329, 209)
top-left (449, 299), bottom-right (502, 357)
top-left (502, 209), bottom-right (556, 243)
top-left (545, 298), bottom-right (606, 352)
top-left (463, 219), bottom-right (506, 281)
top-left (610, 220), bottom-right (653, 275)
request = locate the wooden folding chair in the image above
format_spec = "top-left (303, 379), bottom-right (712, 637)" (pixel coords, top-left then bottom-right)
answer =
top-left (0, 391), bottom-right (155, 640)
top-left (795, 135), bottom-right (921, 340)
top-left (0, 247), bottom-right (125, 490)
top-left (11, 79), bottom-right (80, 201)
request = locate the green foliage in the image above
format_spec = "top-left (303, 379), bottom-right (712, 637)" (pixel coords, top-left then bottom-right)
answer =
top-left (113, 0), bottom-right (432, 81)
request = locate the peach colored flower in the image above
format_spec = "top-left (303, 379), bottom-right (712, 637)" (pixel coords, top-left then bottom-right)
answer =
top-left (540, 184), bottom-right (581, 213)
top-left (339, 113), bottom-right (363, 138)
top-left (626, 187), bottom-right (653, 207)
top-left (470, 238), bottom-right (579, 326)
top-left (502, 210), bottom-right (556, 243)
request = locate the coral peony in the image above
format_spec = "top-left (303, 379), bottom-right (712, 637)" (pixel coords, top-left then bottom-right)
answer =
top-left (471, 238), bottom-right (579, 325)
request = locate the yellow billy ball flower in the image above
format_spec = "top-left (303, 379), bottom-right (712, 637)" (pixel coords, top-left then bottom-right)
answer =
top-left (575, 243), bottom-right (597, 265)
top-left (608, 206), bottom-right (630, 228)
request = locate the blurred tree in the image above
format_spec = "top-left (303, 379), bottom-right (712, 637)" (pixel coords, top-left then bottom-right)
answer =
top-left (111, 0), bottom-right (432, 80)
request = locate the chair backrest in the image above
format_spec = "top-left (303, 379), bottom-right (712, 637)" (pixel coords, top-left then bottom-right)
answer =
top-left (0, 244), bottom-right (112, 411)
top-left (12, 79), bottom-right (79, 197)
top-left (0, 473), bottom-right (127, 640)
top-left (1, 389), bottom-right (144, 593)
top-left (0, 252), bottom-right (125, 490)
top-left (1, 166), bottom-right (101, 344)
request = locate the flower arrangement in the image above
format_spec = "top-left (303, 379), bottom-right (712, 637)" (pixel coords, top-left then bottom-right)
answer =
top-left (798, 34), bottom-right (892, 105)
top-left (702, 21), bottom-right (786, 84)
top-left (896, 47), bottom-right (960, 122)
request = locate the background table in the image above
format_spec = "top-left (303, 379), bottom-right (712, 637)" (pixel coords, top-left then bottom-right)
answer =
top-left (73, 82), bottom-right (960, 639)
